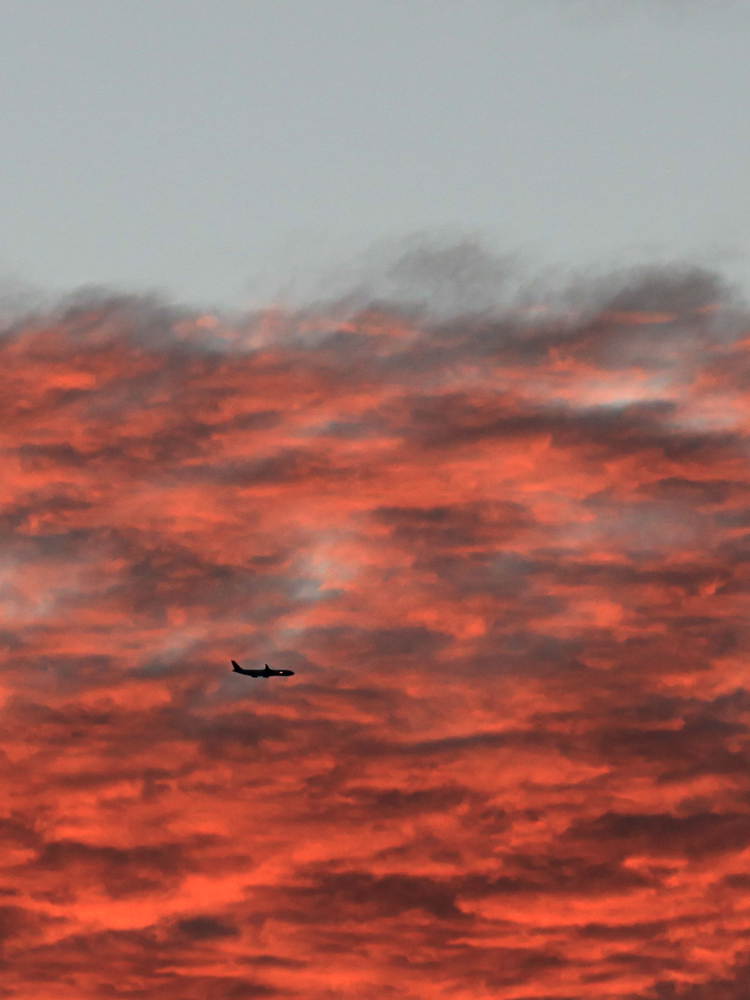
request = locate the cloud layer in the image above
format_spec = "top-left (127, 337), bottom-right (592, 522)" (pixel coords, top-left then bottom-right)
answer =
top-left (1, 266), bottom-right (750, 999)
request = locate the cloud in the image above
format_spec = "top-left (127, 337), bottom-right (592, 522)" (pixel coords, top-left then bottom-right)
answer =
top-left (1, 258), bottom-right (750, 997)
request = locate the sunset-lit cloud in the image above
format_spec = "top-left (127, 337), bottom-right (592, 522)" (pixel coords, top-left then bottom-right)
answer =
top-left (1, 264), bottom-right (750, 999)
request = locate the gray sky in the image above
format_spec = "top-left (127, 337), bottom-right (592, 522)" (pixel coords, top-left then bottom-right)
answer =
top-left (0, 0), bottom-right (748, 309)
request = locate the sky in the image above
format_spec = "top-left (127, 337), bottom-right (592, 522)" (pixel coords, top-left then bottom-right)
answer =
top-left (3, 3), bottom-right (750, 1000)
top-left (0, 0), bottom-right (749, 309)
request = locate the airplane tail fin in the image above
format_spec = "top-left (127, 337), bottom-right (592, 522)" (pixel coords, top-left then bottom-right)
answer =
top-left (231, 660), bottom-right (242, 672)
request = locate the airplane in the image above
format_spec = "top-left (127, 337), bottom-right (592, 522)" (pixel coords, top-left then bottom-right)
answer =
top-left (231, 660), bottom-right (295, 678)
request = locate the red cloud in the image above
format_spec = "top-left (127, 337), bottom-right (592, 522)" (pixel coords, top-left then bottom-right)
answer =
top-left (1, 272), bottom-right (750, 998)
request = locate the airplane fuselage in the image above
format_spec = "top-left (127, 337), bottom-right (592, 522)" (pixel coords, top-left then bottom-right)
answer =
top-left (232, 661), bottom-right (294, 678)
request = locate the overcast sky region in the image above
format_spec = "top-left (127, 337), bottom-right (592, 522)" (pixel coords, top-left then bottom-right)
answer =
top-left (0, 0), bottom-right (749, 309)
top-left (4, 3), bottom-right (750, 1000)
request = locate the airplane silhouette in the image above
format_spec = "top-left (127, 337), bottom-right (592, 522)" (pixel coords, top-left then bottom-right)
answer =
top-left (231, 660), bottom-right (295, 678)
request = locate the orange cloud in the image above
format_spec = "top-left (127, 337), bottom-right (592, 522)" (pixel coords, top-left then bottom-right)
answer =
top-left (1, 272), bottom-right (750, 998)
